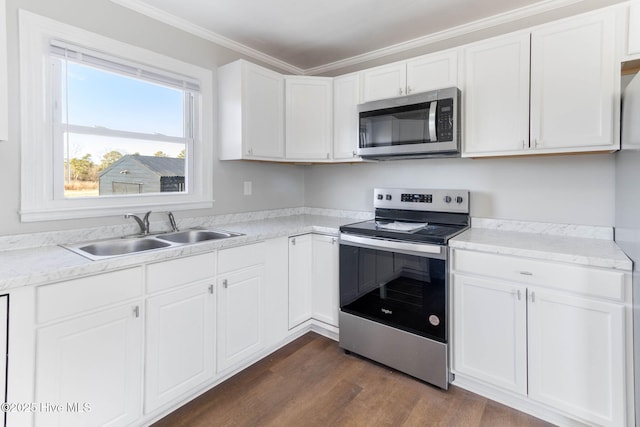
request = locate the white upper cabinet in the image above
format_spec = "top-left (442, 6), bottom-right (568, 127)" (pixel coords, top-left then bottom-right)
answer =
top-left (218, 60), bottom-right (284, 160)
top-left (406, 49), bottom-right (458, 94)
top-left (361, 49), bottom-right (458, 103)
top-left (285, 76), bottom-right (333, 161)
top-left (361, 61), bottom-right (407, 102)
top-left (627, 1), bottom-right (640, 57)
top-left (530, 10), bottom-right (616, 151)
top-left (463, 9), bottom-right (617, 157)
top-left (462, 32), bottom-right (531, 154)
top-left (333, 72), bottom-right (361, 161)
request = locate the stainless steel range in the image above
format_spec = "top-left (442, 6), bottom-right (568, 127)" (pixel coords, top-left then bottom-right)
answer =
top-left (339, 188), bottom-right (469, 389)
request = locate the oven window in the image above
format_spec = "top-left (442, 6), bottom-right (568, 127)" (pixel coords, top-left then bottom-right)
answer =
top-left (340, 245), bottom-right (446, 342)
top-left (359, 103), bottom-right (429, 148)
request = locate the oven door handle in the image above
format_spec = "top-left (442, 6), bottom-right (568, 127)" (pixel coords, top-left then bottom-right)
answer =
top-left (340, 234), bottom-right (443, 255)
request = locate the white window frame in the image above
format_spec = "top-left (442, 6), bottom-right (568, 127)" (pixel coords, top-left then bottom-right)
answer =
top-left (19, 10), bottom-right (213, 222)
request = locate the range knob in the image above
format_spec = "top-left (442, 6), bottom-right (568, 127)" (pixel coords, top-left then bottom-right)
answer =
top-left (443, 196), bottom-right (452, 203)
top-left (377, 194), bottom-right (383, 200)
top-left (456, 196), bottom-right (464, 204)
top-left (386, 194), bottom-right (392, 201)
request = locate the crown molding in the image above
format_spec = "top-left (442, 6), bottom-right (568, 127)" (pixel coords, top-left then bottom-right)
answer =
top-left (109, 0), bottom-right (305, 74)
top-left (304, 0), bottom-right (589, 75)
top-left (112, 0), bottom-right (599, 76)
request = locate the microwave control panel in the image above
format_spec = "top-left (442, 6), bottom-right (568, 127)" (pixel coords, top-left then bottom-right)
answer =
top-left (436, 98), bottom-right (454, 142)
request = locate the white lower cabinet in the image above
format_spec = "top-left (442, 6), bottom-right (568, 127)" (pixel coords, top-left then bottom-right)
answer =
top-left (34, 267), bottom-right (144, 427)
top-left (527, 289), bottom-right (625, 426)
top-left (288, 234), bottom-right (313, 329)
top-left (288, 234), bottom-right (340, 329)
top-left (145, 282), bottom-right (215, 413)
top-left (451, 249), bottom-right (630, 427)
top-left (217, 243), bottom-right (266, 372)
top-left (311, 234), bottom-right (339, 327)
top-left (452, 274), bottom-right (527, 395)
top-left (145, 253), bottom-right (216, 414)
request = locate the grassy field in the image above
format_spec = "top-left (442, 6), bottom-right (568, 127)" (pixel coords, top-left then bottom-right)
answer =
top-left (64, 181), bottom-right (99, 198)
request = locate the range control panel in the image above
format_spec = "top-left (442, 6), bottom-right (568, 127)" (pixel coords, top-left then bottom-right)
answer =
top-left (374, 188), bottom-right (469, 214)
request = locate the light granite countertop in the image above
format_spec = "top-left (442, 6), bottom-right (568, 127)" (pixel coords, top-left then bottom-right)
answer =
top-left (0, 212), bottom-right (632, 292)
top-left (450, 218), bottom-right (632, 271)
top-left (0, 213), bottom-right (366, 291)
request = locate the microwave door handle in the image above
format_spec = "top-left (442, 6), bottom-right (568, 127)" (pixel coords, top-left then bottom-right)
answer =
top-left (428, 101), bottom-right (437, 142)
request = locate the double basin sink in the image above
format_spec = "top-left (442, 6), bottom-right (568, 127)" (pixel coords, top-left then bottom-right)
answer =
top-left (63, 228), bottom-right (244, 261)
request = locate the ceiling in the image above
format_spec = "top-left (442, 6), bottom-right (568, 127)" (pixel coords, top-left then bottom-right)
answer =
top-left (111, 0), bottom-right (588, 73)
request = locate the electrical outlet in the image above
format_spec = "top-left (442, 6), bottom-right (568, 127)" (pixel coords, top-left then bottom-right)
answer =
top-left (243, 181), bottom-right (252, 196)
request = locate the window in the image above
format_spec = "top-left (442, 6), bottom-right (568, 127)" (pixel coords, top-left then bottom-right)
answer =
top-left (19, 11), bottom-right (213, 221)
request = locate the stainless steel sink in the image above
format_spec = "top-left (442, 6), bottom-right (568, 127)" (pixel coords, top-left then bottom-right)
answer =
top-left (155, 229), bottom-right (242, 244)
top-left (68, 238), bottom-right (172, 260)
top-left (63, 228), bottom-right (244, 260)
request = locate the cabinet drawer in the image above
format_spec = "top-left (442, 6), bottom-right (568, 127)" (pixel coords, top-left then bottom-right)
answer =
top-left (452, 250), bottom-right (625, 301)
top-left (147, 252), bottom-right (216, 294)
top-left (37, 267), bottom-right (143, 324)
top-left (218, 242), bottom-right (266, 274)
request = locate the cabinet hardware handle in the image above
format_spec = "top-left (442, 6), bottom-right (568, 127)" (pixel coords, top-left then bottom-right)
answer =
top-left (517, 290), bottom-right (522, 300)
top-left (332, 238), bottom-right (337, 245)
top-left (291, 237), bottom-right (296, 245)
top-left (407, 86), bottom-right (412, 94)
top-left (208, 284), bottom-right (214, 294)
top-left (223, 279), bottom-right (228, 289)
top-left (530, 292), bottom-right (536, 303)
top-left (519, 271), bottom-right (533, 276)
top-left (352, 150), bottom-right (357, 157)
top-left (133, 306), bottom-right (140, 318)
top-left (533, 139), bottom-right (538, 148)
top-left (398, 88), bottom-right (403, 95)
top-left (521, 140), bottom-right (526, 149)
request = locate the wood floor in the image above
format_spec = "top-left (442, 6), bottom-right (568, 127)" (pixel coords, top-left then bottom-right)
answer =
top-left (152, 333), bottom-right (554, 427)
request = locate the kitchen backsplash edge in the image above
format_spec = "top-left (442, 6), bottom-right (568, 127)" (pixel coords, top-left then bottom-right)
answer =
top-left (0, 211), bottom-right (615, 252)
top-left (0, 207), bottom-right (374, 252)
top-left (471, 217), bottom-right (613, 240)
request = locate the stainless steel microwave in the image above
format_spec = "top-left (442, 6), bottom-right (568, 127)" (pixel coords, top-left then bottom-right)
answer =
top-left (357, 87), bottom-right (460, 160)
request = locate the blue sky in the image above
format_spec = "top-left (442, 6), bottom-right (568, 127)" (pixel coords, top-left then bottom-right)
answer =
top-left (62, 62), bottom-right (186, 162)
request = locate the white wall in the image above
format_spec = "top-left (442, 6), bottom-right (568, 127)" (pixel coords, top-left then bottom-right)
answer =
top-left (304, 154), bottom-right (615, 226)
top-left (1, 0), bottom-right (305, 236)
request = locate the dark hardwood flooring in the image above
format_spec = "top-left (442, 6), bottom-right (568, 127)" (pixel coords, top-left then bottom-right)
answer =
top-left (152, 333), bottom-right (554, 427)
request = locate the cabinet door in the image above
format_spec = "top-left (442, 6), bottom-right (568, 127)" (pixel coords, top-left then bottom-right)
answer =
top-left (218, 60), bottom-right (284, 160)
top-left (452, 274), bottom-right (527, 395)
top-left (244, 63), bottom-right (285, 159)
top-left (285, 77), bottom-right (333, 160)
top-left (333, 73), bottom-right (360, 160)
top-left (288, 234), bottom-right (313, 329)
top-left (406, 49), bottom-right (458, 94)
top-left (35, 304), bottom-right (143, 427)
top-left (528, 289), bottom-right (626, 427)
top-left (145, 282), bottom-right (215, 413)
top-left (264, 237), bottom-right (289, 347)
top-left (360, 62), bottom-right (407, 102)
top-left (530, 10), bottom-right (616, 151)
top-left (217, 264), bottom-right (264, 372)
top-left (462, 32), bottom-right (530, 155)
top-left (312, 235), bottom-right (339, 327)
top-left (629, 2), bottom-right (640, 57)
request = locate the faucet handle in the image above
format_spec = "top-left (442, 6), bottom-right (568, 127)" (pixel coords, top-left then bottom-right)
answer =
top-left (167, 212), bottom-right (179, 232)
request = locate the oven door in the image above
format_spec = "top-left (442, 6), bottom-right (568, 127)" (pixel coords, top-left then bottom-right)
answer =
top-left (339, 234), bottom-right (448, 342)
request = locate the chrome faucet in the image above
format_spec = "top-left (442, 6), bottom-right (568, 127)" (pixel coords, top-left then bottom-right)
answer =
top-left (167, 212), bottom-right (179, 232)
top-left (124, 211), bottom-right (152, 235)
